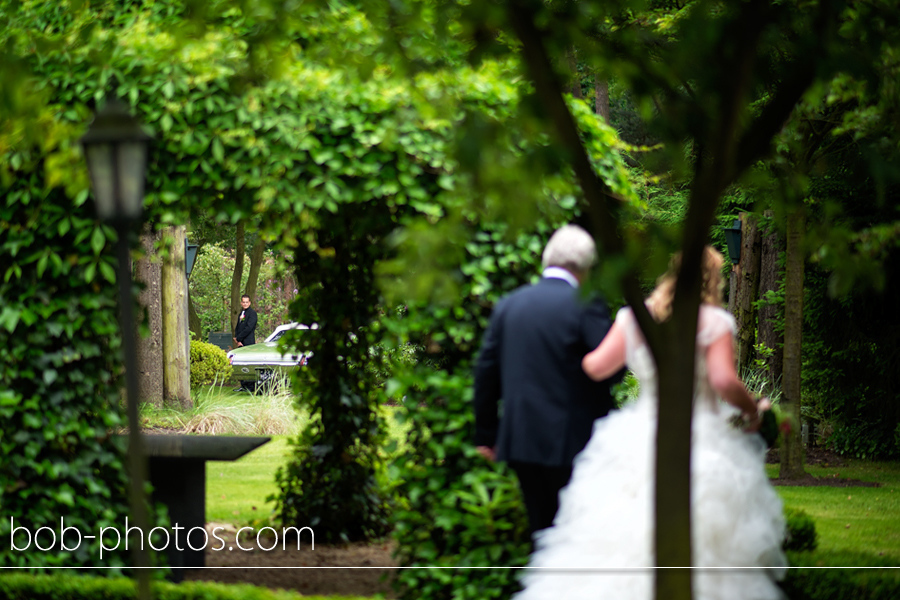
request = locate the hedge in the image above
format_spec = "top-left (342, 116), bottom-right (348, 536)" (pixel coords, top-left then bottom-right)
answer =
top-left (781, 551), bottom-right (900, 600)
top-left (0, 574), bottom-right (366, 600)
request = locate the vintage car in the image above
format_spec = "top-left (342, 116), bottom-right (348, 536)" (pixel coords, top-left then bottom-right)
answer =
top-left (227, 323), bottom-right (314, 388)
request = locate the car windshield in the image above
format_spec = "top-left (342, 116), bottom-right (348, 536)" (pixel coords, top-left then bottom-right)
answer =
top-left (265, 325), bottom-right (310, 343)
top-left (269, 330), bottom-right (289, 342)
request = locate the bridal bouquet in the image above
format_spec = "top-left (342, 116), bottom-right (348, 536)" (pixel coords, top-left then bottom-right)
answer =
top-left (730, 397), bottom-right (788, 448)
top-left (755, 398), bottom-right (781, 448)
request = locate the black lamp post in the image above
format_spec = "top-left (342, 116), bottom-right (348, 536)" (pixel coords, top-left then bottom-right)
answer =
top-left (185, 242), bottom-right (199, 278)
top-left (80, 99), bottom-right (153, 596)
top-left (724, 219), bottom-right (742, 264)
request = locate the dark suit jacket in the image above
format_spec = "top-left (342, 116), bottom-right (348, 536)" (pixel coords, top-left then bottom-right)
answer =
top-left (473, 277), bottom-right (617, 467)
top-left (234, 307), bottom-right (257, 346)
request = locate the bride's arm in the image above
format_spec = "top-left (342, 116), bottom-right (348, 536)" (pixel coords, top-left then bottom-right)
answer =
top-left (582, 321), bottom-right (626, 381)
top-left (706, 333), bottom-right (761, 432)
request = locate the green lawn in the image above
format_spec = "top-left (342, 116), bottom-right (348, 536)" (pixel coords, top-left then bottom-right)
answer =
top-left (202, 402), bottom-right (411, 525)
top-left (768, 459), bottom-right (900, 564)
top-left (206, 435), bottom-right (292, 524)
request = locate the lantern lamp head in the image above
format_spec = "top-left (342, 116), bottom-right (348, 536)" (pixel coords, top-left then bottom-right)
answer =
top-left (723, 219), bottom-right (742, 264)
top-left (80, 99), bottom-right (153, 222)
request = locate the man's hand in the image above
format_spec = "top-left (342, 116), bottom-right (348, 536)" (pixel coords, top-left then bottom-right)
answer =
top-left (476, 446), bottom-right (496, 462)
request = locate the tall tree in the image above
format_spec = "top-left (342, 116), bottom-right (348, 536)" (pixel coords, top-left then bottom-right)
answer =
top-left (161, 225), bottom-right (191, 409)
top-left (781, 208), bottom-right (805, 478)
top-left (244, 235), bottom-right (267, 306)
top-left (736, 213), bottom-right (762, 374)
top-left (135, 225), bottom-right (164, 406)
top-left (230, 220), bottom-right (246, 335)
top-left (758, 211), bottom-right (784, 385)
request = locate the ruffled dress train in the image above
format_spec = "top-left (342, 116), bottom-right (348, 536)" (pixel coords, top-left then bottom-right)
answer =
top-left (515, 306), bottom-right (787, 600)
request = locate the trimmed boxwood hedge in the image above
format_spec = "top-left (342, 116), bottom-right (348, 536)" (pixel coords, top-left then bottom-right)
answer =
top-left (3, 560), bottom-right (900, 600)
top-left (0, 574), bottom-right (366, 600)
top-left (781, 552), bottom-right (900, 600)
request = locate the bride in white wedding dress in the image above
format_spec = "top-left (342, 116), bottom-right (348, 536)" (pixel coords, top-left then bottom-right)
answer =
top-left (515, 246), bottom-right (787, 600)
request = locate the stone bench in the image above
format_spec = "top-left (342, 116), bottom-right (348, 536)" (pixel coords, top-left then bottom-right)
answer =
top-left (140, 435), bottom-right (271, 578)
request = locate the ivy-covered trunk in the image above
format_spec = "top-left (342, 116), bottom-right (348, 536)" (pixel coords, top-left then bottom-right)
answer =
top-left (272, 202), bottom-right (394, 543)
top-left (780, 208), bottom-right (806, 479)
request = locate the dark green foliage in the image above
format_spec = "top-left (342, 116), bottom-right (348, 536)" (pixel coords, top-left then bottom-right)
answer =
top-left (782, 552), bottom-right (900, 600)
top-left (388, 373), bottom-right (530, 600)
top-left (0, 573), bottom-right (326, 600)
top-left (189, 340), bottom-right (231, 388)
top-left (384, 224), bottom-right (565, 600)
top-left (783, 508), bottom-right (818, 553)
top-left (803, 252), bottom-right (900, 459)
top-left (271, 203), bottom-right (396, 543)
top-left (0, 155), bottom-right (136, 569)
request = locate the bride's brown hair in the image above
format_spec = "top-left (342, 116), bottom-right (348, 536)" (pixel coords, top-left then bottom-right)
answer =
top-left (646, 246), bottom-right (725, 322)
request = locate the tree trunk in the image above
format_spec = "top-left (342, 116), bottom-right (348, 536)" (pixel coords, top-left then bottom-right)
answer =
top-left (567, 50), bottom-right (583, 99)
top-left (245, 235), bottom-right (266, 303)
top-left (758, 211), bottom-right (784, 385)
top-left (595, 78), bottom-right (610, 121)
top-left (780, 209), bottom-right (806, 479)
top-left (736, 213), bottom-right (761, 374)
top-left (188, 289), bottom-right (202, 342)
top-left (135, 224), bottom-right (163, 407)
top-left (230, 220), bottom-right (246, 334)
top-left (654, 320), bottom-right (698, 600)
top-left (161, 225), bottom-right (192, 409)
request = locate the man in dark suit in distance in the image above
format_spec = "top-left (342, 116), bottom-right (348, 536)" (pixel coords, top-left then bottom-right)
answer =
top-left (233, 294), bottom-right (258, 348)
top-left (473, 224), bottom-right (620, 537)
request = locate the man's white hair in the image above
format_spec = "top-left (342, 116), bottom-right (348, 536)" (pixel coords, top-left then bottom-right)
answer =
top-left (541, 224), bottom-right (597, 274)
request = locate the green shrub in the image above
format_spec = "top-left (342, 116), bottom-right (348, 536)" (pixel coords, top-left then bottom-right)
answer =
top-left (0, 573), bottom-right (357, 600)
top-left (783, 507), bottom-right (818, 552)
top-left (825, 420), bottom-right (898, 460)
top-left (782, 551), bottom-right (900, 600)
top-left (389, 371), bottom-right (530, 600)
top-left (189, 340), bottom-right (232, 388)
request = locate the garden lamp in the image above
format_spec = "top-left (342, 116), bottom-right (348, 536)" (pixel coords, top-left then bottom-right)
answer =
top-left (80, 99), bottom-right (152, 222)
top-left (724, 219), bottom-right (742, 264)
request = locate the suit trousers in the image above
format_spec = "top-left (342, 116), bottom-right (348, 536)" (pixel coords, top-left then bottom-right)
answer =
top-left (509, 461), bottom-right (573, 539)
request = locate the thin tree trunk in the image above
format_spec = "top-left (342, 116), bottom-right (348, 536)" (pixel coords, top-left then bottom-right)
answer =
top-left (736, 213), bottom-right (761, 374)
top-left (567, 50), bottom-right (583, 99)
top-left (161, 225), bottom-right (192, 409)
top-left (245, 236), bottom-right (266, 303)
top-left (188, 289), bottom-right (202, 342)
top-left (758, 211), bottom-right (784, 385)
top-left (135, 224), bottom-right (163, 407)
top-left (780, 209), bottom-right (806, 479)
top-left (654, 323), bottom-right (697, 599)
top-left (595, 78), bottom-right (610, 121)
top-left (230, 220), bottom-right (246, 333)
top-left (727, 263), bottom-right (739, 315)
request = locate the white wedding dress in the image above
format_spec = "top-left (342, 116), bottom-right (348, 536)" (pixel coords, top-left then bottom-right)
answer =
top-left (516, 305), bottom-right (787, 600)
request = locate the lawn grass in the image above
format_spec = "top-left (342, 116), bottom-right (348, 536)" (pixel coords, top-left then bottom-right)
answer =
top-left (206, 435), bottom-right (293, 524)
top-left (767, 458), bottom-right (900, 564)
top-left (205, 406), bottom-right (412, 525)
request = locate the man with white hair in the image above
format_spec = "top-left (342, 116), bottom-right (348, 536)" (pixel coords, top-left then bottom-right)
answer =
top-left (473, 224), bottom-right (620, 538)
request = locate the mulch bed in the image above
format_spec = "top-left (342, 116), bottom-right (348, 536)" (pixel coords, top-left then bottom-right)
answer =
top-left (183, 525), bottom-right (399, 597)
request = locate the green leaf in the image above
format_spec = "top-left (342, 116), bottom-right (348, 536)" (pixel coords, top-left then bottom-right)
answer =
top-left (43, 370), bottom-right (59, 386)
top-left (212, 138), bottom-right (225, 163)
top-left (0, 307), bottom-right (21, 333)
top-left (90, 227), bottom-right (105, 255)
top-left (99, 260), bottom-right (116, 284)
